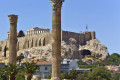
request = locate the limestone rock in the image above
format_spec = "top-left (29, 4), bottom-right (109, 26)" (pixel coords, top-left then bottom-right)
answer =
top-left (0, 38), bottom-right (109, 62)
top-left (61, 38), bottom-right (80, 59)
top-left (79, 39), bottom-right (109, 60)
top-left (17, 38), bottom-right (79, 61)
top-left (17, 44), bottom-right (52, 61)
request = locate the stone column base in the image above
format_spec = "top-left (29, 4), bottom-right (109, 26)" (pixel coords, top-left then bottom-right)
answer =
top-left (32, 75), bottom-right (41, 80)
top-left (51, 77), bottom-right (61, 80)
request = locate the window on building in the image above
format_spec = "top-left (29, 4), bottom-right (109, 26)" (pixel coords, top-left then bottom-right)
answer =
top-left (45, 66), bottom-right (48, 70)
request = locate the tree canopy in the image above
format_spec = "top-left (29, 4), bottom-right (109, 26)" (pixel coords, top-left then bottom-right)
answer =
top-left (87, 66), bottom-right (111, 80)
top-left (17, 30), bottom-right (25, 37)
top-left (77, 53), bottom-right (120, 69)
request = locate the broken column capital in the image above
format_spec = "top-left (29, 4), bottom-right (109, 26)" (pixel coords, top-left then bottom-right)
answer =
top-left (8, 14), bottom-right (18, 24)
top-left (50, 0), bottom-right (64, 11)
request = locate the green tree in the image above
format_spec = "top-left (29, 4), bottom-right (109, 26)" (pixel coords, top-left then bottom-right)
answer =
top-left (46, 75), bottom-right (51, 79)
top-left (76, 71), bottom-right (89, 80)
top-left (69, 69), bottom-right (78, 80)
top-left (87, 66), bottom-right (111, 80)
top-left (111, 53), bottom-right (120, 58)
top-left (61, 73), bottom-right (64, 79)
top-left (0, 67), bottom-right (8, 80)
top-left (77, 59), bottom-right (87, 65)
top-left (76, 73), bottom-right (85, 80)
top-left (18, 30), bottom-right (25, 37)
top-left (16, 72), bottom-right (25, 80)
top-left (23, 62), bottom-right (39, 80)
top-left (61, 72), bottom-right (71, 79)
top-left (111, 72), bottom-right (120, 80)
top-left (107, 53), bottom-right (120, 65)
top-left (17, 53), bottom-right (24, 64)
top-left (4, 63), bottom-right (22, 80)
top-left (77, 53), bottom-right (120, 68)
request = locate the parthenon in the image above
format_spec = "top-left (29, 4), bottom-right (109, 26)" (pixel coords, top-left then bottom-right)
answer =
top-left (26, 27), bottom-right (50, 36)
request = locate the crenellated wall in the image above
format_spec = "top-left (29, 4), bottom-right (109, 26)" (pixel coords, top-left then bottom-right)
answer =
top-left (0, 30), bottom-right (96, 51)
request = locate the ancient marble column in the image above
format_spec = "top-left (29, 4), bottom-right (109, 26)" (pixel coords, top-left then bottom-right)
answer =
top-left (50, 0), bottom-right (64, 80)
top-left (8, 14), bottom-right (18, 64)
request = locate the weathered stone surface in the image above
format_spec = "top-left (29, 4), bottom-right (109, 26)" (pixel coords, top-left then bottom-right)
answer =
top-left (51, 0), bottom-right (64, 80)
top-left (61, 38), bottom-right (80, 59)
top-left (79, 39), bottom-right (109, 60)
top-left (8, 14), bottom-right (18, 64)
top-left (0, 38), bottom-right (109, 63)
top-left (17, 38), bottom-right (79, 61)
top-left (17, 44), bottom-right (52, 61)
top-left (0, 30), bottom-right (96, 52)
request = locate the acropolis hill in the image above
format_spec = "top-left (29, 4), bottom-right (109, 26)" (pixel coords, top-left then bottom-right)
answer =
top-left (0, 27), bottom-right (95, 50)
top-left (0, 27), bottom-right (109, 62)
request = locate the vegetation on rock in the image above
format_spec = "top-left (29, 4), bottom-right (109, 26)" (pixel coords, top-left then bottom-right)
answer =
top-left (77, 53), bottom-right (120, 68)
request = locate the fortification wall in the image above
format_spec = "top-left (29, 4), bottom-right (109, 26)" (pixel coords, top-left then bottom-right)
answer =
top-left (61, 31), bottom-right (79, 45)
top-left (0, 31), bottom-right (96, 51)
top-left (61, 31), bottom-right (96, 46)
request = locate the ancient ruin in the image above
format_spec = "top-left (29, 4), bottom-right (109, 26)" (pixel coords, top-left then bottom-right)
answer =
top-left (0, 26), bottom-right (109, 62)
top-left (0, 28), bottom-right (96, 52)
top-left (50, 0), bottom-right (64, 80)
top-left (8, 14), bottom-right (18, 64)
top-left (0, 1), bottom-right (109, 65)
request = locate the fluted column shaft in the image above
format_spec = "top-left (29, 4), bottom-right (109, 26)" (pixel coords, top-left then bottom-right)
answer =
top-left (8, 15), bottom-right (18, 64)
top-left (51, 1), bottom-right (63, 80)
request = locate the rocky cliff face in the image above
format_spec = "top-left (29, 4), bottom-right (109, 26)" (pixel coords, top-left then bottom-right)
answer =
top-left (17, 44), bottom-right (52, 61)
top-left (61, 38), bottom-right (81, 59)
top-left (79, 39), bottom-right (109, 60)
top-left (17, 38), bottom-right (109, 61)
top-left (0, 38), bottom-right (109, 62)
top-left (17, 38), bottom-right (80, 61)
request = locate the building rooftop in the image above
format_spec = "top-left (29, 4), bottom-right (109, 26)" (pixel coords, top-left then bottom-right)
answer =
top-left (27, 27), bottom-right (50, 31)
top-left (36, 62), bottom-right (52, 65)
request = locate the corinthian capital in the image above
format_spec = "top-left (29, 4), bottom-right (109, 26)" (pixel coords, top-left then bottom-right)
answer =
top-left (50, 0), bottom-right (64, 10)
top-left (8, 14), bottom-right (18, 24)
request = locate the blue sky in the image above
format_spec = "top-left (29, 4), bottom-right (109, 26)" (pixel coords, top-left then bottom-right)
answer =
top-left (0, 0), bottom-right (120, 54)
